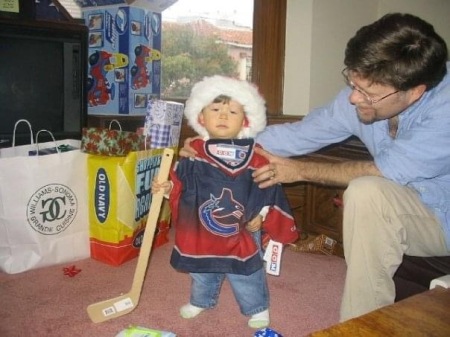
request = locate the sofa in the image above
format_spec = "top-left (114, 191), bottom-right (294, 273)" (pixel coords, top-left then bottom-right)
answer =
top-left (394, 255), bottom-right (450, 301)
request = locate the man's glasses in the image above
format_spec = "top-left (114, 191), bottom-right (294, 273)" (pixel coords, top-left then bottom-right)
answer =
top-left (342, 69), bottom-right (399, 105)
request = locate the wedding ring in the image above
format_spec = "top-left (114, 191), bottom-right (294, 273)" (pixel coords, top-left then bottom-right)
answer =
top-left (270, 169), bottom-right (276, 180)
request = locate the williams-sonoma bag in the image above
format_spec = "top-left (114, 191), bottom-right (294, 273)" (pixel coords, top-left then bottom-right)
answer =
top-left (0, 130), bottom-right (89, 274)
top-left (88, 147), bottom-right (171, 266)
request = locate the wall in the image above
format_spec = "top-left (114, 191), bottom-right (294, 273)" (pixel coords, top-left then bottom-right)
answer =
top-left (284, 0), bottom-right (450, 116)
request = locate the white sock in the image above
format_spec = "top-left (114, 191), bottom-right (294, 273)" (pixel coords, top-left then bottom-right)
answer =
top-left (180, 303), bottom-right (205, 319)
top-left (248, 309), bottom-right (270, 329)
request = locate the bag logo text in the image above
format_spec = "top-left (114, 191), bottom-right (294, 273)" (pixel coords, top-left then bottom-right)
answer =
top-left (95, 168), bottom-right (110, 223)
top-left (27, 184), bottom-right (78, 235)
top-left (135, 155), bottom-right (161, 221)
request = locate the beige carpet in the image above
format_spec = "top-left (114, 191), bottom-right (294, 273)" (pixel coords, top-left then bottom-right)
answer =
top-left (0, 230), bottom-right (346, 337)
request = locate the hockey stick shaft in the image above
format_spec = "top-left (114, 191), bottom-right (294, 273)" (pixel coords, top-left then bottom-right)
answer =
top-left (87, 148), bottom-right (174, 323)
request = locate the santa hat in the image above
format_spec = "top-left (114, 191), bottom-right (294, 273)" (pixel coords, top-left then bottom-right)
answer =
top-left (184, 75), bottom-right (267, 138)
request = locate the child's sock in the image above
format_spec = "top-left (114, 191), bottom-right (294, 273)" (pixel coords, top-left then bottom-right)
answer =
top-left (179, 303), bottom-right (205, 319)
top-left (248, 309), bottom-right (270, 329)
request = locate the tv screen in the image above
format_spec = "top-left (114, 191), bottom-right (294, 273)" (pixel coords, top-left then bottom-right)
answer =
top-left (0, 19), bottom-right (88, 147)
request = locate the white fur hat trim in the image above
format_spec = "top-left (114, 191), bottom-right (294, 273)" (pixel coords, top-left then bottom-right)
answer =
top-left (184, 75), bottom-right (266, 138)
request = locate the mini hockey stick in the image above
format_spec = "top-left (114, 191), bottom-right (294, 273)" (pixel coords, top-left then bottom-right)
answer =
top-left (87, 148), bottom-right (174, 323)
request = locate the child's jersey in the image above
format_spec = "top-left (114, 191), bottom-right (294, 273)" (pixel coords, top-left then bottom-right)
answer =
top-left (169, 138), bottom-right (299, 275)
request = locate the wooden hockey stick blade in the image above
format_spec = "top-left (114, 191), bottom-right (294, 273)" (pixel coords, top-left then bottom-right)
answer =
top-left (87, 148), bottom-right (174, 323)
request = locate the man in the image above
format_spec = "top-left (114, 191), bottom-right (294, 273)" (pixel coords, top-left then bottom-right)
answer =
top-left (252, 13), bottom-right (450, 321)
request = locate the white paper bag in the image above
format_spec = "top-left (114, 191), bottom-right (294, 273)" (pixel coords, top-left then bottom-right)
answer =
top-left (0, 135), bottom-right (89, 274)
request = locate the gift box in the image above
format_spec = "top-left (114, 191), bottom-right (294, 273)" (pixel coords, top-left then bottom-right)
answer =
top-left (75, 0), bottom-right (178, 12)
top-left (82, 5), bottom-right (162, 115)
top-left (143, 99), bottom-right (184, 148)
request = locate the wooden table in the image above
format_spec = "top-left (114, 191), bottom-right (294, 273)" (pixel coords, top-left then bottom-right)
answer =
top-left (309, 286), bottom-right (450, 336)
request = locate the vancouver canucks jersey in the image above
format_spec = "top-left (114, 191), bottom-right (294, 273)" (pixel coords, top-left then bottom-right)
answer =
top-left (169, 138), bottom-right (298, 275)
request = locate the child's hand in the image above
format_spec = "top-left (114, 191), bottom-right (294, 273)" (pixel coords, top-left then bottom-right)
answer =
top-left (246, 215), bottom-right (263, 232)
top-left (151, 179), bottom-right (171, 195)
top-left (179, 136), bottom-right (201, 158)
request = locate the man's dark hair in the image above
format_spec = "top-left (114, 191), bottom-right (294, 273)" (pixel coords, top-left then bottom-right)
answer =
top-left (344, 13), bottom-right (448, 91)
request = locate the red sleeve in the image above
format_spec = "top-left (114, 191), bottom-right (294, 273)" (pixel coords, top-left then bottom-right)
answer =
top-left (263, 206), bottom-right (299, 244)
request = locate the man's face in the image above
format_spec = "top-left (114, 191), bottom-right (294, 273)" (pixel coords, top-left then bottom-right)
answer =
top-left (346, 72), bottom-right (412, 124)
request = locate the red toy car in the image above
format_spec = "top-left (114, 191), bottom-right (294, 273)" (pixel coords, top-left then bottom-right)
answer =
top-left (87, 50), bottom-right (128, 106)
top-left (130, 45), bottom-right (161, 90)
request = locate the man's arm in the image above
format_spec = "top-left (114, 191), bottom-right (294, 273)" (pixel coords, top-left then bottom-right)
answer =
top-left (293, 159), bottom-right (381, 186)
top-left (252, 147), bottom-right (382, 188)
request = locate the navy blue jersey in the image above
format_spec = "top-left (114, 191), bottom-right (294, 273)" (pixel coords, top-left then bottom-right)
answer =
top-left (169, 138), bottom-right (298, 275)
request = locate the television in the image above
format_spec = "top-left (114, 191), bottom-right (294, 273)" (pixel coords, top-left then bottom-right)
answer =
top-left (0, 18), bottom-right (88, 147)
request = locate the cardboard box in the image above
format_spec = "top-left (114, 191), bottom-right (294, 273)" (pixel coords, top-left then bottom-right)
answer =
top-left (143, 100), bottom-right (184, 148)
top-left (83, 6), bottom-right (162, 115)
top-left (76, 0), bottom-right (178, 12)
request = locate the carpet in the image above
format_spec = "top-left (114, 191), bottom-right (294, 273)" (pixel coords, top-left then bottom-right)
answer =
top-left (0, 231), bottom-right (346, 337)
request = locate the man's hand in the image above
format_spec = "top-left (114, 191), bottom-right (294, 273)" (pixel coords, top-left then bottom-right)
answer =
top-left (252, 147), bottom-right (304, 188)
top-left (252, 147), bottom-right (382, 188)
top-left (178, 136), bottom-right (201, 158)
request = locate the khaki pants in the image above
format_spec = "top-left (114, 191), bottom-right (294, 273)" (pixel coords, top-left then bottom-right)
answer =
top-left (339, 176), bottom-right (449, 322)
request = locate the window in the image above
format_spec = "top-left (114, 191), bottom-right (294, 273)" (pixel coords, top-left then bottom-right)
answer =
top-left (161, 0), bottom-right (254, 99)
top-left (162, 0), bottom-right (286, 116)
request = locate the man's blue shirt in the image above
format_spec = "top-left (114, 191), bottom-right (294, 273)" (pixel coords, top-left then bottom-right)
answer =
top-left (256, 62), bottom-right (450, 248)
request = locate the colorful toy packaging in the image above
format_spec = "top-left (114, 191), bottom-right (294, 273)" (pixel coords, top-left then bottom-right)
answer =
top-left (82, 6), bottom-right (162, 114)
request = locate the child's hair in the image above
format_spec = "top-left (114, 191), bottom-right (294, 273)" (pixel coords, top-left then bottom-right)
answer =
top-left (184, 75), bottom-right (267, 139)
top-left (212, 95), bottom-right (232, 105)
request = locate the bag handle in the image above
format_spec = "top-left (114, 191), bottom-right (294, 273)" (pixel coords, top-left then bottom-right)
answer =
top-left (12, 119), bottom-right (34, 147)
top-left (35, 129), bottom-right (60, 156)
top-left (108, 119), bottom-right (122, 131)
top-left (144, 135), bottom-right (150, 150)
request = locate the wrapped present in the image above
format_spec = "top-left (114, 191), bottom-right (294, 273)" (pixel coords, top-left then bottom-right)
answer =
top-left (143, 99), bottom-right (184, 149)
top-left (81, 120), bottom-right (146, 156)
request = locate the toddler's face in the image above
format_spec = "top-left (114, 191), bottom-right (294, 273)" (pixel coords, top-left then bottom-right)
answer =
top-left (199, 100), bottom-right (246, 139)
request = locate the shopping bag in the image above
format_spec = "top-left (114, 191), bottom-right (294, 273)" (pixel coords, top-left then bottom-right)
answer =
top-left (0, 120), bottom-right (80, 158)
top-left (88, 147), bottom-right (173, 266)
top-left (0, 131), bottom-right (89, 274)
top-left (81, 119), bottom-right (146, 156)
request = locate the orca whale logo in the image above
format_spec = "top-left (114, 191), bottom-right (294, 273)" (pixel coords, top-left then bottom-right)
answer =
top-left (198, 188), bottom-right (244, 237)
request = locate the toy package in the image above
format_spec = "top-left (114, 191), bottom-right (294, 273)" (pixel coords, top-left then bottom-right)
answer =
top-left (82, 6), bottom-right (162, 114)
